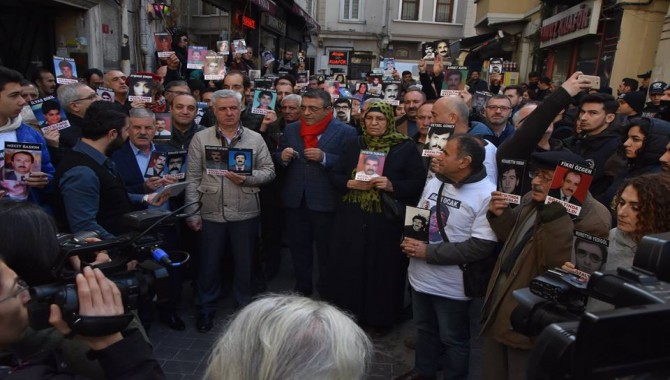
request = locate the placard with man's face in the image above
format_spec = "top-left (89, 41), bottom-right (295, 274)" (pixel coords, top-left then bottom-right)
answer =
top-left (571, 231), bottom-right (608, 275)
top-left (155, 33), bottom-right (173, 58)
top-left (53, 56), bottom-right (78, 84)
top-left (204, 55), bottom-right (226, 80)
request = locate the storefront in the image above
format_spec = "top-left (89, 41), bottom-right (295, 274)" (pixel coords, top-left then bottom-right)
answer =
top-left (537, 0), bottom-right (621, 87)
top-left (260, 12), bottom-right (286, 61)
top-left (1, 0), bottom-right (107, 76)
top-left (230, 2), bottom-right (261, 60)
top-left (229, 0), bottom-right (316, 72)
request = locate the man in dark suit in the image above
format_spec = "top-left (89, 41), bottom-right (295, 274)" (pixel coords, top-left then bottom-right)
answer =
top-left (110, 107), bottom-right (185, 331)
top-left (547, 169), bottom-right (582, 207)
top-left (274, 89), bottom-right (357, 296)
top-left (5, 151), bottom-right (34, 181)
top-left (229, 151), bottom-right (251, 173)
top-left (111, 109), bottom-right (172, 196)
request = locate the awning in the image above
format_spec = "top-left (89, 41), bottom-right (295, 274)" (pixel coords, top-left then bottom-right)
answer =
top-left (459, 32), bottom-right (499, 49)
top-left (250, 0), bottom-right (277, 14)
top-left (202, 0), bottom-right (231, 12)
top-left (292, 3), bottom-right (320, 34)
top-left (459, 32), bottom-right (514, 61)
top-left (54, 0), bottom-right (101, 9)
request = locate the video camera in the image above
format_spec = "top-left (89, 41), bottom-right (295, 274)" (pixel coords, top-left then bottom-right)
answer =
top-left (28, 206), bottom-right (195, 336)
top-left (511, 232), bottom-right (670, 379)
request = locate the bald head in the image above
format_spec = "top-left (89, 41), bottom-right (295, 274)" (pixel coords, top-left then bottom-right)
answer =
top-left (432, 96), bottom-right (470, 134)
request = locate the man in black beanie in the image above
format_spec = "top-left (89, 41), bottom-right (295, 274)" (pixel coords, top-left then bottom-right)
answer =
top-left (480, 150), bottom-right (611, 380)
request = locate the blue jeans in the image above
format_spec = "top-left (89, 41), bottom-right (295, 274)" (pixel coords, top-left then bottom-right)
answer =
top-left (195, 218), bottom-right (259, 313)
top-left (413, 289), bottom-right (472, 380)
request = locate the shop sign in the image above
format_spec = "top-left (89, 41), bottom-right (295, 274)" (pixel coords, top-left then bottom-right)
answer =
top-left (540, 0), bottom-right (601, 48)
top-left (242, 16), bottom-right (256, 29)
top-left (328, 51), bottom-right (349, 66)
top-left (261, 13), bottom-right (286, 34)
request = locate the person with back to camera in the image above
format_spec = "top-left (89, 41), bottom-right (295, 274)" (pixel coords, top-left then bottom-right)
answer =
top-left (204, 294), bottom-right (373, 380)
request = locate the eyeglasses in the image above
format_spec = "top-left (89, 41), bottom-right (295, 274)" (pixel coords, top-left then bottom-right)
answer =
top-left (300, 105), bottom-right (325, 112)
top-left (486, 105), bottom-right (512, 111)
top-left (73, 93), bottom-right (98, 102)
top-left (528, 170), bottom-right (553, 184)
top-left (0, 277), bottom-right (28, 304)
top-left (334, 105), bottom-right (350, 110)
top-left (166, 90), bottom-right (191, 96)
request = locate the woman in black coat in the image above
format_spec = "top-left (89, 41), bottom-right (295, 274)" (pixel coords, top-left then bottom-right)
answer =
top-left (598, 117), bottom-right (670, 210)
top-left (326, 101), bottom-right (426, 335)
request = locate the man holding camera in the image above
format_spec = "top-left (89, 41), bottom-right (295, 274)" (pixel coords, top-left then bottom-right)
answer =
top-left (480, 150), bottom-right (610, 380)
top-left (0, 262), bottom-right (163, 378)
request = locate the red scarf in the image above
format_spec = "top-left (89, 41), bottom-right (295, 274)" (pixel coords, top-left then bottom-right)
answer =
top-left (300, 113), bottom-right (333, 149)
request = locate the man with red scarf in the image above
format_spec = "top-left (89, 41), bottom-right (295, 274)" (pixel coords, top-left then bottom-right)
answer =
top-left (274, 89), bottom-right (357, 296)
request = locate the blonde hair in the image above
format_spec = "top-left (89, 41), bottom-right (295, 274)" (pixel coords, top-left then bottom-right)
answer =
top-left (204, 294), bottom-right (373, 380)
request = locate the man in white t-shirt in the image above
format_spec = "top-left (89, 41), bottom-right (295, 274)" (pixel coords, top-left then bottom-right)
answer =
top-left (399, 135), bottom-right (498, 380)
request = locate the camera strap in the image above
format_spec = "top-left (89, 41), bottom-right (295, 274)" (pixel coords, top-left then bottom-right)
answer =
top-left (436, 182), bottom-right (449, 243)
top-left (66, 313), bottom-right (134, 337)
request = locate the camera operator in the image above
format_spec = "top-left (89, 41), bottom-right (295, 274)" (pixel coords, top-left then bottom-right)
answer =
top-left (0, 199), bottom-right (157, 378)
top-left (0, 263), bottom-right (163, 379)
top-left (480, 150), bottom-right (611, 380)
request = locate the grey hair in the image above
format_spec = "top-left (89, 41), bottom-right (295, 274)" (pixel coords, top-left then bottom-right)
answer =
top-left (512, 103), bottom-right (538, 127)
top-left (211, 89), bottom-right (242, 107)
top-left (282, 94), bottom-right (302, 106)
top-left (204, 294), bottom-right (374, 380)
top-left (56, 83), bottom-right (91, 112)
top-left (129, 107), bottom-right (156, 120)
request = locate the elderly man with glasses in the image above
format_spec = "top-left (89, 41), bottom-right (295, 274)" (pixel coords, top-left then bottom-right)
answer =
top-left (480, 149), bottom-right (610, 380)
top-left (273, 89), bottom-right (357, 297)
top-left (495, 72), bottom-right (597, 196)
top-left (56, 83), bottom-right (100, 151)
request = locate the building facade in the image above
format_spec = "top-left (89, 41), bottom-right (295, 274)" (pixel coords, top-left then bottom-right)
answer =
top-left (175, 0), bottom-right (318, 73)
top-left (315, 0), bottom-right (473, 79)
top-left (1, 0), bottom-right (140, 77)
top-left (474, 0), bottom-right (670, 92)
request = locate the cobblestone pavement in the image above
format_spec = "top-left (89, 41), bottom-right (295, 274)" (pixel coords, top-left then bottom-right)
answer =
top-left (148, 249), bottom-right (483, 379)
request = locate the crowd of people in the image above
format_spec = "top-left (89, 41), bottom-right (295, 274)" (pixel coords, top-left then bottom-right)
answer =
top-left (0, 30), bottom-right (669, 379)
